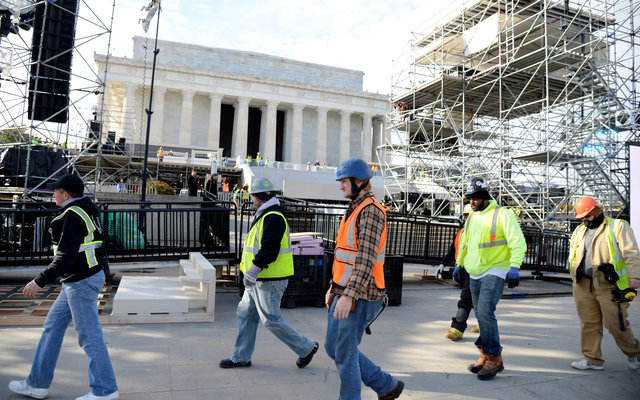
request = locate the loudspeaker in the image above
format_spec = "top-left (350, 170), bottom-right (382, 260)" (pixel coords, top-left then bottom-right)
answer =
top-left (28, 0), bottom-right (79, 123)
top-left (84, 120), bottom-right (100, 153)
top-left (116, 136), bottom-right (126, 155)
top-left (103, 131), bottom-right (116, 154)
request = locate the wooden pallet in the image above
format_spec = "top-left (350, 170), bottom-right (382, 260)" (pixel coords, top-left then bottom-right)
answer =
top-left (0, 283), bottom-right (114, 326)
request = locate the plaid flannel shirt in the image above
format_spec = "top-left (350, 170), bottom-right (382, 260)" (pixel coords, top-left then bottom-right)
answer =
top-left (331, 191), bottom-right (386, 302)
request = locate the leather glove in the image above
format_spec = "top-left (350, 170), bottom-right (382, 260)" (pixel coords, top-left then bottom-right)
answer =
top-left (436, 264), bottom-right (444, 280)
top-left (452, 266), bottom-right (463, 285)
top-left (243, 264), bottom-right (262, 287)
top-left (506, 267), bottom-right (519, 288)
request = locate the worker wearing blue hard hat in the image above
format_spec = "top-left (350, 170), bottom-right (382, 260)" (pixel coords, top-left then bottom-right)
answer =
top-left (325, 158), bottom-right (404, 399)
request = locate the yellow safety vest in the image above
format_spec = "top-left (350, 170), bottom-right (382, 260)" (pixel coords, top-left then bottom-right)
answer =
top-left (569, 217), bottom-right (629, 290)
top-left (52, 206), bottom-right (103, 268)
top-left (240, 211), bottom-right (294, 279)
top-left (458, 205), bottom-right (511, 271)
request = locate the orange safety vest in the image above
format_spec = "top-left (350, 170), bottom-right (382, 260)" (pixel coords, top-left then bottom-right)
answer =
top-left (333, 197), bottom-right (387, 289)
top-left (454, 227), bottom-right (463, 260)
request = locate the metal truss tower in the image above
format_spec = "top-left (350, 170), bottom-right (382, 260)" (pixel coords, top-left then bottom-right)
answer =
top-left (0, 0), bottom-right (115, 196)
top-left (381, 0), bottom-right (639, 230)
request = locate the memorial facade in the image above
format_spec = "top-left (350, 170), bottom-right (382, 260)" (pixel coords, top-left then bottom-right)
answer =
top-left (95, 37), bottom-right (388, 166)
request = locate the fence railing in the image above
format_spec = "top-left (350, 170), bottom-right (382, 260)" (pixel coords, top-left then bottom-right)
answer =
top-left (239, 202), bottom-right (571, 273)
top-left (0, 201), bottom-right (238, 266)
top-left (1, 200), bottom-right (570, 272)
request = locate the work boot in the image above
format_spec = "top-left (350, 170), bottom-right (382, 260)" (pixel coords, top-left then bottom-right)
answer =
top-left (477, 354), bottom-right (504, 380)
top-left (445, 327), bottom-right (463, 341)
top-left (471, 326), bottom-right (479, 333)
top-left (378, 380), bottom-right (404, 400)
top-left (468, 348), bottom-right (487, 373)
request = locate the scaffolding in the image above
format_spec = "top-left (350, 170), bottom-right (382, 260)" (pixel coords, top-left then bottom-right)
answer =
top-left (381, 0), bottom-right (639, 230)
top-left (0, 0), bottom-right (119, 197)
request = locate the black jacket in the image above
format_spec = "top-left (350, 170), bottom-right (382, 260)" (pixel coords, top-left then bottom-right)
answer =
top-left (35, 197), bottom-right (107, 287)
top-left (188, 175), bottom-right (198, 196)
top-left (251, 203), bottom-right (288, 274)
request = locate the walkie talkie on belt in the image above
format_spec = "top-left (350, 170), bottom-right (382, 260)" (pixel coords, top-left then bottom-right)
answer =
top-left (599, 263), bottom-right (637, 331)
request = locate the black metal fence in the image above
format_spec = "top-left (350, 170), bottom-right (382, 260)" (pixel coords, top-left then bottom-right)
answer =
top-left (99, 201), bottom-right (237, 262)
top-left (0, 201), bottom-right (238, 266)
top-left (1, 199), bottom-right (570, 272)
top-left (240, 202), bottom-right (571, 273)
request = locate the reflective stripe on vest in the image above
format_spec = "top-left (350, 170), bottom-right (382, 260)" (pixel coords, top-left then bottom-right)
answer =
top-left (333, 197), bottom-right (386, 289)
top-left (458, 204), bottom-right (510, 268)
top-left (569, 217), bottom-right (629, 290)
top-left (240, 210), bottom-right (294, 279)
top-left (53, 206), bottom-right (102, 268)
top-left (478, 206), bottom-right (507, 249)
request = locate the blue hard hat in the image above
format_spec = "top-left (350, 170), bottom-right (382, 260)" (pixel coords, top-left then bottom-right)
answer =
top-left (336, 158), bottom-right (373, 181)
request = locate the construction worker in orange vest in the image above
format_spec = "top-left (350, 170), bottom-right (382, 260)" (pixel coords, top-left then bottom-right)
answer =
top-left (324, 158), bottom-right (404, 400)
top-left (437, 204), bottom-right (477, 341)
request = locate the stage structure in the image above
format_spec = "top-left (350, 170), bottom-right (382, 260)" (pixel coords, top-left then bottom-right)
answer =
top-left (0, 0), bottom-right (116, 196)
top-left (382, 0), bottom-right (639, 230)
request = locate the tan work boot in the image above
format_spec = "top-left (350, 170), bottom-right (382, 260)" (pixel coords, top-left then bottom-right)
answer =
top-left (477, 354), bottom-right (504, 380)
top-left (468, 348), bottom-right (486, 373)
top-left (445, 327), bottom-right (463, 341)
top-left (471, 326), bottom-right (479, 333)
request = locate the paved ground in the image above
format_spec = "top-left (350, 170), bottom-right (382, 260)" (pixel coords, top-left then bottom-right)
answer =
top-left (2, 270), bottom-right (640, 399)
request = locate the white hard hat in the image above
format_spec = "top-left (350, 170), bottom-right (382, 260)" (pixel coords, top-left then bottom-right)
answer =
top-left (250, 177), bottom-right (280, 195)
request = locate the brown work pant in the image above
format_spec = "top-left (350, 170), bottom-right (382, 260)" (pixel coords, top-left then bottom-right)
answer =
top-left (573, 278), bottom-right (640, 365)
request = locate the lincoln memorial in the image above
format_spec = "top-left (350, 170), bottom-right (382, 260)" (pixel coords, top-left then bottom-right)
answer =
top-left (95, 37), bottom-right (389, 166)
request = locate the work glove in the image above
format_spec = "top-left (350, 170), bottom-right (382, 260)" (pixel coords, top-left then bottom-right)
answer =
top-left (506, 267), bottom-right (519, 288)
top-left (452, 266), bottom-right (463, 285)
top-left (436, 264), bottom-right (444, 280)
top-left (243, 264), bottom-right (262, 287)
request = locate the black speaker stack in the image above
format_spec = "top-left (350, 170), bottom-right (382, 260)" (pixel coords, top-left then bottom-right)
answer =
top-left (28, 0), bottom-right (79, 123)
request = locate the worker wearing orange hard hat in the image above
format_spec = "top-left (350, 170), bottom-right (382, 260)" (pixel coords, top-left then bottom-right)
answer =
top-left (568, 196), bottom-right (640, 371)
top-left (574, 196), bottom-right (599, 218)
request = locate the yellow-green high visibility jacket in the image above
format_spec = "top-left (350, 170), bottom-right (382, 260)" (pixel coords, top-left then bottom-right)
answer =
top-left (569, 216), bottom-right (640, 290)
top-left (456, 200), bottom-right (526, 276)
top-left (240, 210), bottom-right (294, 279)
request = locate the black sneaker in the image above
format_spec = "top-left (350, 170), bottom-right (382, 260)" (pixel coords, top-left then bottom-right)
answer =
top-left (219, 358), bottom-right (252, 368)
top-left (296, 342), bottom-right (319, 368)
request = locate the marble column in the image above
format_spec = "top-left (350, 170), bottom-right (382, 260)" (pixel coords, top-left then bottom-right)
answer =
top-left (361, 113), bottom-right (373, 162)
top-left (151, 86), bottom-right (166, 144)
top-left (122, 84), bottom-right (136, 142)
top-left (373, 117), bottom-right (384, 162)
top-left (316, 107), bottom-right (328, 164)
top-left (208, 94), bottom-right (222, 150)
top-left (232, 96), bottom-right (250, 157)
top-left (290, 104), bottom-right (304, 164)
top-left (179, 90), bottom-right (195, 146)
top-left (261, 100), bottom-right (278, 160)
top-left (339, 110), bottom-right (351, 162)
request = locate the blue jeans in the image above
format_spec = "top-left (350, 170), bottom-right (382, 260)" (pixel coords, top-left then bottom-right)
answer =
top-left (27, 270), bottom-right (118, 396)
top-left (325, 297), bottom-right (397, 400)
top-left (231, 279), bottom-right (315, 362)
top-left (469, 274), bottom-right (505, 356)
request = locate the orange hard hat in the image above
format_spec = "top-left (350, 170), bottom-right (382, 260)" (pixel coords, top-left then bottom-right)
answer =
top-left (574, 196), bottom-right (598, 218)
